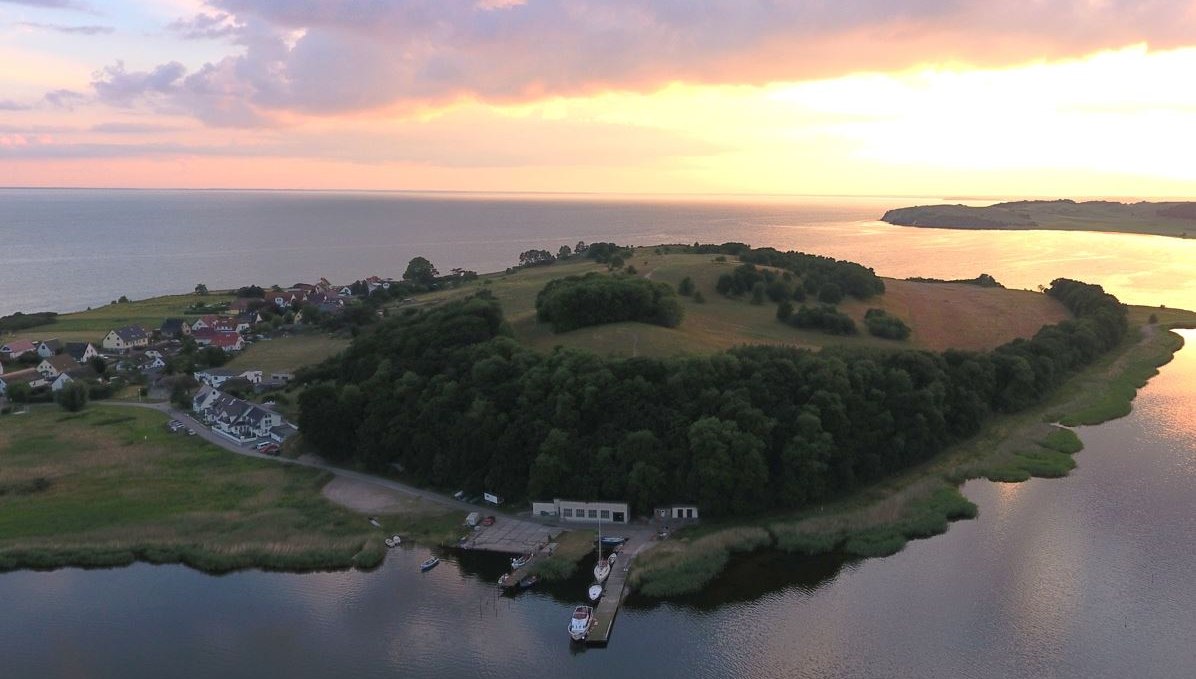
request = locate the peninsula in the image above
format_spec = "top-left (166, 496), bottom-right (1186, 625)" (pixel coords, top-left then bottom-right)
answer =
top-left (882, 199), bottom-right (1196, 238)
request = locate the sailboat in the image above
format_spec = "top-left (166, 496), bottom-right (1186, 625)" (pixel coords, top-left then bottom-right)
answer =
top-left (593, 514), bottom-right (611, 583)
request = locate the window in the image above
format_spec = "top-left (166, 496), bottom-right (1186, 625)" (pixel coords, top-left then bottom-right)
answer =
top-left (588, 509), bottom-right (598, 518)
top-left (563, 508), bottom-right (573, 517)
top-left (600, 510), bottom-right (610, 519)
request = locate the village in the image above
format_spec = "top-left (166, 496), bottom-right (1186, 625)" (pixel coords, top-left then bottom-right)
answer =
top-left (0, 275), bottom-right (398, 448)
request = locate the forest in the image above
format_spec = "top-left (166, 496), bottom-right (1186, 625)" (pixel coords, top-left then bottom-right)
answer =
top-left (296, 268), bottom-right (1126, 518)
top-left (535, 273), bottom-right (683, 332)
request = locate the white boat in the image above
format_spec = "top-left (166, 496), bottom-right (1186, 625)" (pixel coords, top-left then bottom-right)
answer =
top-left (511, 552), bottom-right (533, 569)
top-left (593, 514), bottom-right (610, 582)
top-left (420, 556), bottom-right (440, 572)
top-left (588, 584), bottom-right (603, 602)
top-left (384, 535), bottom-right (402, 548)
top-left (569, 605), bottom-right (594, 642)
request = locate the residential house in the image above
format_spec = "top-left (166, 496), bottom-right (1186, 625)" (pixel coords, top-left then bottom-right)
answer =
top-left (159, 318), bottom-right (191, 338)
top-left (269, 290), bottom-right (305, 309)
top-left (1, 339), bottom-right (36, 360)
top-left (229, 298), bottom-right (261, 313)
top-left (36, 354), bottom-right (79, 378)
top-left (194, 368), bottom-right (262, 388)
top-left (48, 372), bottom-right (74, 392)
top-left (190, 315), bottom-right (218, 332)
top-left (64, 342), bottom-right (99, 363)
top-left (36, 339), bottom-right (62, 358)
top-left (191, 385), bottom-right (283, 442)
top-left (234, 311), bottom-right (261, 330)
top-left (0, 359), bottom-right (4, 375)
top-left (192, 329), bottom-right (244, 352)
top-left (0, 368), bottom-right (43, 396)
top-left (101, 326), bottom-right (149, 351)
top-left (139, 355), bottom-right (167, 373)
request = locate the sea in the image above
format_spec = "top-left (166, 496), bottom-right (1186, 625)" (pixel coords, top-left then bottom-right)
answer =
top-left (3, 189), bottom-right (1195, 318)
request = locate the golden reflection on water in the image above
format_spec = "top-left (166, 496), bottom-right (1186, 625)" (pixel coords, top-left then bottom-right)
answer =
top-left (772, 223), bottom-right (1196, 312)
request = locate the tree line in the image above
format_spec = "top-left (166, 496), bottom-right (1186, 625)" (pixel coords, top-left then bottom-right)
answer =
top-left (295, 276), bottom-right (1126, 519)
top-left (535, 273), bottom-right (683, 333)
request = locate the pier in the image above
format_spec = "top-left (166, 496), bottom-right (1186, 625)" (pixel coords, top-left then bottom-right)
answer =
top-left (586, 531), bottom-right (651, 647)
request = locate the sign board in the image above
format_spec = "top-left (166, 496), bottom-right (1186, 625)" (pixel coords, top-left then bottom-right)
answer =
top-left (483, 492), bottom-right (503, 505)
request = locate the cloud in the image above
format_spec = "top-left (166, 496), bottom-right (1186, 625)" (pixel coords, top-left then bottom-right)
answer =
top-left (94, 0), bottom-right (1196, 127)
top-left (43, 89), bottom-right (87, 109)
top-left (92, 60), bottom-right (186, 105)
top-left (15, 21), bottom-right (113, 35)
top-left (0, 100), bottom-right (32, 110)
top-left (90, 122), bottom-right (184, 134)
top-left (0, 0), bottom-right (91, 10)
top-left (167, 12), bottom-right (238, 40)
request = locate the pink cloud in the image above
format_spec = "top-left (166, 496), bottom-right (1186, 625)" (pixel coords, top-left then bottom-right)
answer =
top-left (80, 1), bottom-right (1196, 127)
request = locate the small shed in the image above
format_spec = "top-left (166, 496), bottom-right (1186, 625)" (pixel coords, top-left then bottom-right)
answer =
top-left (654, 505), bottom-right (699, 521)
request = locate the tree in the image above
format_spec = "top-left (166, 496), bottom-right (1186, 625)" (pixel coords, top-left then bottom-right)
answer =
top-left (557, 245), bottom-right (573, 259)
top-left (608, 255), bottom-right (624, 271)
top-left (693, 291), bottom-right (706, 303)
top-left (7, 383), bottom-right (32, 404)
top-left (89, 355), bottom-right (107, 376)
top-left (776, 300), bottom-right (794, 321)
top-left (235, 285), bottom-right (264, 298)
top-left (518, 249), bottom-right (556, 267)
top-left (818, 282), bottom-right (844, 304)
top-left (194, 283), bottom-right (209, 295)
top-left (118, 295), bottom-right (130, 304)
top-left (750, 282), bottom-right (766, 305)
top-left (403, 257), bottom-right (439, 286)
top-left (678, 276), bottom-right (695, 296)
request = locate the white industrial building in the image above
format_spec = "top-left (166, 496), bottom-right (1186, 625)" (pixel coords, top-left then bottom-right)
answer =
top-left (531, 499), bottom-right (630, 524)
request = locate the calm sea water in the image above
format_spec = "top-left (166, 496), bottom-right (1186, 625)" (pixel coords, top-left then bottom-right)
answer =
top-left (3, 190), bottom-right (1196, 677)
top-left (3, 189), bottom-right (1195, 317)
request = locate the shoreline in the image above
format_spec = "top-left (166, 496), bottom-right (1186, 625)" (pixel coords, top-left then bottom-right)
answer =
top-left (629, 311), bottom-right (1195, 597)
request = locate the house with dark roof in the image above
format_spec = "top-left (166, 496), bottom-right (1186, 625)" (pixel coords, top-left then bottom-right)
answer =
top-left (0, 368), bottom-right (44, 395)
top-left (65, 342), bottom-right (99, 363)
top-left (191, 385), bottom-right (284, 442)
top-left (36, 339), bottom-right (62, 358)
top-left (159, 318), bottom-right (191, 339)
top-left (101, 325), bottom-right (149, 351)
top-left (37, 354), bottom-right (79, 378)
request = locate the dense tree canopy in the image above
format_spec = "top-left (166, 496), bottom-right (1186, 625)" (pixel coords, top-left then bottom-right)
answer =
top-left (535, 273), bottom-right (683, 333)
top-left (296, 278), bottom-right (1126, 519)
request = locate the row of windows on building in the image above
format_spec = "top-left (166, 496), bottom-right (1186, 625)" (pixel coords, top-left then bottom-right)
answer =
top-left (562, 508), bottom-right (611, 519)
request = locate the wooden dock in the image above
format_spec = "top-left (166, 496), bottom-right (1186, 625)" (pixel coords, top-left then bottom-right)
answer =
top-left (586, 533), bottom-right (648, 646)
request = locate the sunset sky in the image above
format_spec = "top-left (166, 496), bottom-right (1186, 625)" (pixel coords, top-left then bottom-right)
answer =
top-left (3, 0), bottom-right (1196, 196)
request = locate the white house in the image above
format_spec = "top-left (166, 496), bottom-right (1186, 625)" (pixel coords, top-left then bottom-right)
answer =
top-left (64, 342), bottom-right (99, 363)
top-left (48, 372), bottom-right (74, 392)
top-left (1, 339), bottom-right (36, 359)
top-left (192, 385), bottom-right (284, 442)
top-left (139, 355), bottom-right (167, 372)
top-left (36, 354), bottom-right (79, 378)
top-left (102, 326), bottom-right (149, 351)
top-left (194, 368), bottom-right (263, 388)
top-left (36, 339), bottom-right (62, 358)
top-left (531, 499), bottom-right (630, 524)
top-left (654, 505), bottom-right (700, 521)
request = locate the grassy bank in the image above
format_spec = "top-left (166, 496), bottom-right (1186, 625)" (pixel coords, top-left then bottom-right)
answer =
top-left (530, 529), bottom-right (596, 581)
top-left (0, 406), bottom-right (390, 572)
top-left (4, 293), bottom-right (234, 344)
top-left (224, 332), bottom-right (349, 374)
top-left (630, 309), bottom-right (1196, 597)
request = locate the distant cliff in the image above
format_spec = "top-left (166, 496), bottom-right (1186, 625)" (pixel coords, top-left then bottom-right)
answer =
top-left (881, 204), bottom-right (1038, 229)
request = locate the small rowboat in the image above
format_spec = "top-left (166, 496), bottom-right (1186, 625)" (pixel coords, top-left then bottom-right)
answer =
top-left (384, 535), bottom-right (402, 548)
top-left (511, 552), bottom-right (533, 569)
top-left (498, 573), bottom-right (512, 587)
top-left (588, 584), bottom-right (603, 602)
top-left (420, 556), bottom-right (440, 572)
top-left (518, 575), bottom-right (539, 589)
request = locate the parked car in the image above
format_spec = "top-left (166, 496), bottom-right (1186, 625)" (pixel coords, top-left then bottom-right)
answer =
top-left (254, 441), bottom-right (272, 450)
top-left (186, 429), bottom-right (196, 436)
top-left (261, 444), bottom-right (280, 456)
top-left (482, 515), bottom-right (496, 526)
top-left (452, 490), bottom-right (465, 500)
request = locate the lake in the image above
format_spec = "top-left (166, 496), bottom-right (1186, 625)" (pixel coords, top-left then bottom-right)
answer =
top-left (2, 189), bottom-right (1195, 317)
top-left (2, 191), bottom-right (1195, 677)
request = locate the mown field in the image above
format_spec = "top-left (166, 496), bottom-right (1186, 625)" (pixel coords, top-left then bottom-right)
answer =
top-left (406, 249), bottom-right (1070, 356)
top-left (0, 406), bottom-right (387, 571)
top-left (225, 333), bottom-right (349, 374)
top-left (3, 293), bottom-right (234, 344)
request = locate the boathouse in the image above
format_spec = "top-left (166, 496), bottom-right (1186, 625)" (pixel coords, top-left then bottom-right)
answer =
top-left (532, 499), bottom-right (629, 524)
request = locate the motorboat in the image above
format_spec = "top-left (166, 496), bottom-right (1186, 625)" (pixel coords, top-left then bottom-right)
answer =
top-left (384, 535), bottom-right (402, 548)
top-left (587, 584), bottom-right (603, 602)
top-left (607, 552), bottom-right (617, 565)
top-left (498, 573), bottom-right (512, 587)
top-left (569, 605), bottom-right (594, 642)
top-left (518, 575), bottom-right (539, 589)
top-left (420, 556), bottom-right (440, 572)
top-left (597, 536), bottom-right (627, 548)
top-left (511, 552), bottom-right (533, 569)
top-left (593, 558), bottom-right (611, 583)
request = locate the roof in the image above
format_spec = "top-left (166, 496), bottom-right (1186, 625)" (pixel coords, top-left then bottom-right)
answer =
top-left (0, 368), bottom-right (42, 386)
top-left (42, 354), bottom-right (79, 373)
top-left (39, 338), bottom-right (62, 351)
top-left (2, 340), bottom-right (36, 354)
top-left (197, 367), bottom-right (239, 377)
top-left (110, 325), bottom-right (148, 342)
top-left (208, 331), bottom-right (243, 349)
top-left (64, 342), bottom-right (94, 360)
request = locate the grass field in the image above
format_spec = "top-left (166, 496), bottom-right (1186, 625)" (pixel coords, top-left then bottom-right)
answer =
top-left (629, 306), bottom-right (1196, 596)
top-left (0, 405), bottom-right (392, 572)
top-left (409, 250), bottom-right (1069, 356)
top-left (225, 332), bottom-right (349, 374)
top-left (887, 200), bottom-right (1196, 239)
top-left (4, 292), bottom-right (234, 344)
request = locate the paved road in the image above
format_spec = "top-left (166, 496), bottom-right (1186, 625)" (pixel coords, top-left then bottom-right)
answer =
top-left (101, 400), bottom-right (492, 514)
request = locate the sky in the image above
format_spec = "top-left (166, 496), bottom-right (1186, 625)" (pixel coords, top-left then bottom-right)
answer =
top-left (2, 0), bottom-right (1196, 197)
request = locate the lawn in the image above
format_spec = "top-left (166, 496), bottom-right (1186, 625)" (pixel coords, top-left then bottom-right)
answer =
top-left (225, 332), bottom-right (349, 374)
top-left (4, 292), bottom-right (234, 344)
top-left (405, 249), bottom-right (1070, 357)
top-left (0, 405), bottom-right (385, 572)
